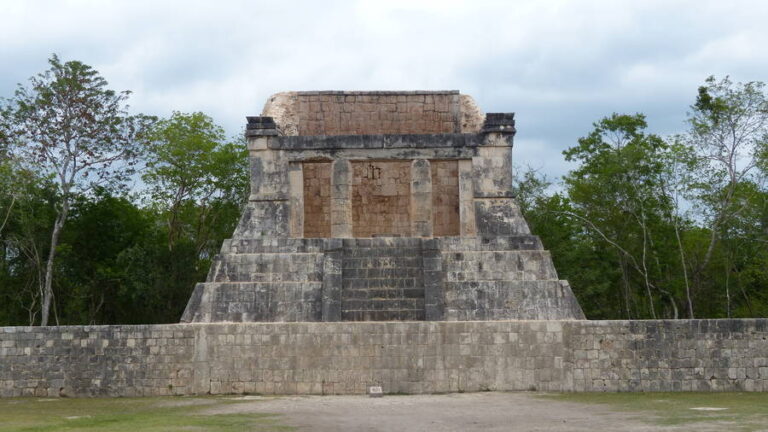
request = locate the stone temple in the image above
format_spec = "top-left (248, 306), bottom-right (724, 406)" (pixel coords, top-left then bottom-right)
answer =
top-left (181, 91), bottom-right (584, 323)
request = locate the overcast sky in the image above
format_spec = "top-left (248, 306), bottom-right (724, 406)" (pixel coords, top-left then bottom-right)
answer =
top-left (2, 0), bottom-right (767, 180)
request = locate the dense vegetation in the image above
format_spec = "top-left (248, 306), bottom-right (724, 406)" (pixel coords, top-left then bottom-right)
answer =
top-left (517, 77), bottom-right (768, 320)
top-left (0, 56), bottom-right (248, 325)
top-left (0, 57), bottom-right (766, 325)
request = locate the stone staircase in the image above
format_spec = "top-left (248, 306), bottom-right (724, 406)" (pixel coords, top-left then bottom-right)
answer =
top-left (181, 236), bottom-right (585, 323)
top-left (340, 238), bottom-right (426, 321)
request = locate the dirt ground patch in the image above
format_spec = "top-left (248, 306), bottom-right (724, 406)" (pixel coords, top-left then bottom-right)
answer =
top-left (4, 392), bottom-right (765, 431)
top-left (204, 392), bottom-right (716, 431)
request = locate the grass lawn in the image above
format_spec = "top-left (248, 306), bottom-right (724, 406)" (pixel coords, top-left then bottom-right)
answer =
top-left (0, 396), bottom-right (294, 432)
top-left (541, 392), bottom-right (768, 431)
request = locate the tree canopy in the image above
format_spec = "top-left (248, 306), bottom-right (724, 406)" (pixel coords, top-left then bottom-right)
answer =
top-left (0, 57), bottom-right (766, 324)
top-left (522, 77), bottom-right (768, 320)
top-left (0, 55), bottom-right (154, 325)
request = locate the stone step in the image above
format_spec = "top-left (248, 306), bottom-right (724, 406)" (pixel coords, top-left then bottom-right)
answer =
top-left (342, 287), bottom-right (425, 299)
top-left (214, 252), bottom-right (324, 262)
top-left (181, 282), bottom-right (324, 323)
top-left (222, 238), bottom-right (327, 254)
top-left (342, 298), bottom-right (425, 311)
top-left (342, 238), bottom-right (423, 248)
top-left (209, 266), bottom-right (323, 282)
top-left (341, 309), bottom-right (425, 321)
top-left (343, 278), bottom-right (422, 290)
top-left (441, 250), bottom-right (558, 280)
top-left (221, 235), bottom-right (548, 254)
top-left (342, 257), bottom-right (422, 268)
top-left (342, 248), bottom-right (422, 258)
top-left (342, 268), bottom-right (423, 278)
top-left (208, 252), bottom-right (325, 283)
top-left (437, 235), bottom-right (544, 251)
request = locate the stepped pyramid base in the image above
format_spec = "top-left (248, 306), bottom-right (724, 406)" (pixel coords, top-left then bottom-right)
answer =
top-left (182, 90), bottom-right (586, 323)
top-left (181, 236), bottom-right (585, 323)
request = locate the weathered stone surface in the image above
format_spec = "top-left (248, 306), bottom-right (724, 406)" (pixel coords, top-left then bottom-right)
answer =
top-left (184, 90), bottom-right (584, 323)
top-left (262, 91), bottom-right (477, 136)
top-left (2, 319), bottom-right (767, 397)
top-left (459, 94), bottom-right (484, 133)
top-left (182, 236), bottom-right (584, 323)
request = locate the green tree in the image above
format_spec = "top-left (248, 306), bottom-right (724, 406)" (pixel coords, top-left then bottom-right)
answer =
top-left (686, 76), bottom-right (768, 315)
top-left (0, 55), bottom-right (154, 325)
top-left (0, 159), bottom-right (58, 325)
top-left (143, 111), bottom-right (248, 258)
top-left (55, 189), bottom-right (152, 324)
top-left (561, 113), bottom-right (681, 318)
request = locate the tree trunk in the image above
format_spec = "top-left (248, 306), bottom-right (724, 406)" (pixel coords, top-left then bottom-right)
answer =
top-left (40, 202), bottom-right (68, 326)
top-left (674, 220), bottom-right (694, 318)
top-left (725, 260), bottom-right (731, 319)
top-left (618, 254), bottom-right (632, 319)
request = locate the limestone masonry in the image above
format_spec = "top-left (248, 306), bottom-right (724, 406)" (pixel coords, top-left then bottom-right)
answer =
top-left (3, 320), bottom-right (768, 397)
top-left (181, 90), bottom-right (585, 323)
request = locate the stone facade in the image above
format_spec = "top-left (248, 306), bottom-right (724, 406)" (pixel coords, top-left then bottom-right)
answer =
top-left (351, 161), bottom-right (412, 237)
top-left (262, 91), bottom-right (484, 136)
top-left (301, 162), bottom-right (332, 238)
top-left (430, 160), bottom-right (460, 237)
top-left (2, 319), bottom-right (767, 397)
top-left (181, 91), bottom-right (585, 323)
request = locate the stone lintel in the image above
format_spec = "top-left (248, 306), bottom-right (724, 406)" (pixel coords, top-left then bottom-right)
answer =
top-left (268, 133), bottom-right (483, 151)
top-left (283, 147), bottom-right (478, 162)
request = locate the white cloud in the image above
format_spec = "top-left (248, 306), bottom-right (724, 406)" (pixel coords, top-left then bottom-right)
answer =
top-left (2, 0), bottom-right (768, 180)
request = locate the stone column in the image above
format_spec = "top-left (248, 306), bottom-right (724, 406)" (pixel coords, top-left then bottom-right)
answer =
top-left (288, 163), bottom-right (304, 238)
top-left (321, 238), bottom-right (343, 321)
top-left (330, 159), bottom-right (353, 238)
top-left (472, 113), bottom-right (531, 236)
top-left (458, 159), bottom-right (476, 236)
top-left (410, 159), bottom-right (433, 237)
top-left (234, 116), bottom-right (291, 238)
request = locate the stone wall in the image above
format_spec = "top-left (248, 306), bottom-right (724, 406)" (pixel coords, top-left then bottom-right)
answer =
top-left (430, 160), bottom-right (460, 236)
top-left (302, 162), bottom-right (332, 238)
top-left (262, 91), bottom-right (478, 136)
top-left (182, 239), bottom-right (327, 323)
top-left (2, 319), bottom-right (767, 397)
top-left (351, 161), bottom-right (412, 237)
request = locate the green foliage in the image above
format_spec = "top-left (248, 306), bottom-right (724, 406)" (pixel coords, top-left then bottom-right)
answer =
top-left (0, 160), bottom-right (57, 325)
top-left (0, 54), bottom-right (155, 325)
top-left (0, 59), bottom-right (245, 326)
top-left (1, 54), bottom-right (154, 194)
top-left (560, 114), bottom-right (680, 318)
top-left (142, 111), bottom-right (248, 255)
top-left (520, 78), bottom-right (768, 319)
top-left (2, 56), bottom-right (767, 323)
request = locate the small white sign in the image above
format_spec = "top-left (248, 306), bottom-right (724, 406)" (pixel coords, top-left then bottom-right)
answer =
top-left (368, 386), bottom-right (383, 398)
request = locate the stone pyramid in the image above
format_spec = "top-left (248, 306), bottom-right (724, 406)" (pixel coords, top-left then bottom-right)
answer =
top-left (181, 91), bottom-right (585, 322)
